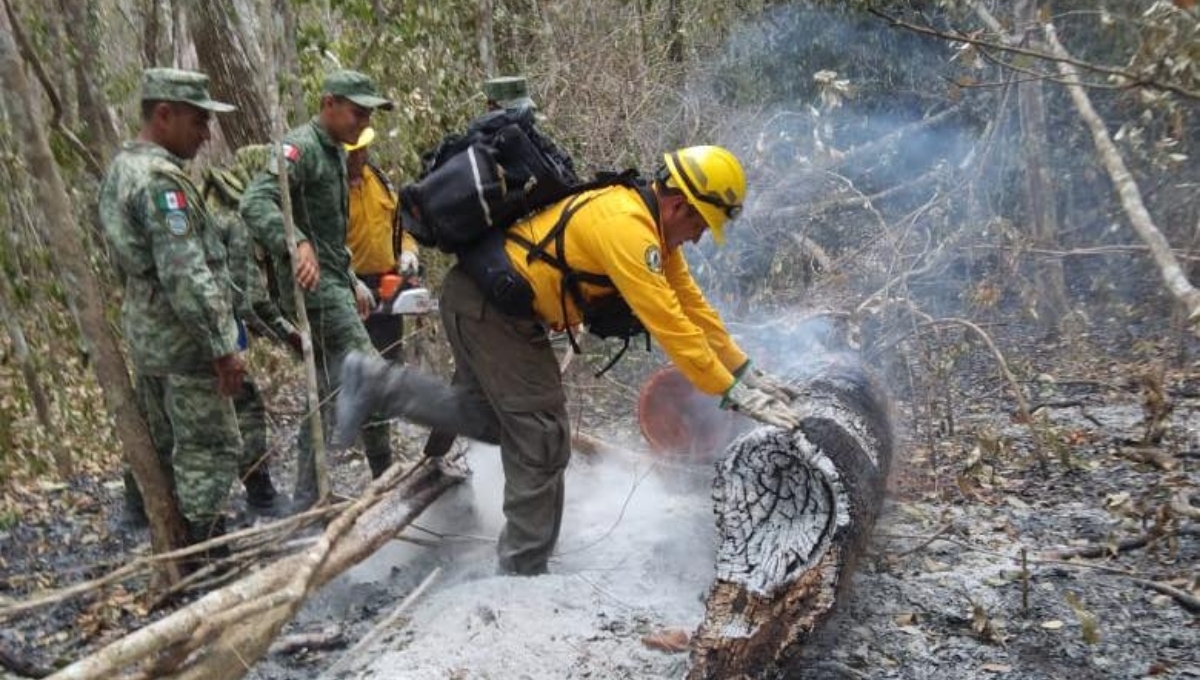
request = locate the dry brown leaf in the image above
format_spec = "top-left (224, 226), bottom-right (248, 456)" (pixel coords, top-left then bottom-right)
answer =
top-left (641, 627), bottom-right (690, 653)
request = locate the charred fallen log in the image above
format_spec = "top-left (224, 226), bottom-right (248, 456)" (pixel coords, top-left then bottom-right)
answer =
top-left (689, 355), bottom-right (893, 680)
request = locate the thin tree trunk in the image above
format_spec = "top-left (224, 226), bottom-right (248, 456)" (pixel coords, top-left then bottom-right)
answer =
top-left (478, 0), bottom-right (495, 76)
top-left (187, 0), bottom-right (272, 148)
top-left (665, 0), bottom-right (683, 62)
top-left (1015, 0), bottom-right (1069, 330)
top-left (274, 0), bottom-right (305, 125)
top-left (60, 0), bottom-right (123, 157)
top-left (0, 9), bottom-right (188, 583)
top-left (142, 0), bottom-right (161, 66)
top-left (1044, 23), bottom-right (1200, 334)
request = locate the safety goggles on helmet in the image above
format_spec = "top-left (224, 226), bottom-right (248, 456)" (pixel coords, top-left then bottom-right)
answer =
top-left (665, 151), bottom-right (743, 221)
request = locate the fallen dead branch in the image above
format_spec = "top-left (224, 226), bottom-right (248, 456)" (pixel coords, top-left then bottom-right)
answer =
top-left (269, 627), bottom-right (346, 656)
top-left (1129, 578), bottom-right (1200, 614)
top-left (0, 502), bottom-right (347, 621)
top-left (47, 454), bottom-right (466, 680)
top-left (1044, 525), bottom-right (1199, 561)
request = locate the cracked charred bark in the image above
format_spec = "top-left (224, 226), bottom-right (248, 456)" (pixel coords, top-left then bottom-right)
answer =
top-left (690, 357), bottom-right (893, 680)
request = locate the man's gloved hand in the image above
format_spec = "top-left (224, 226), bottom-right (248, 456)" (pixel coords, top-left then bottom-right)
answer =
top-left (354, 279), bottom-right (375, 319)
top-left (398, 250), bottom-right (420, 276)
top-left (721, 379), bottom-right (802, 430)
top-left (739, 361), bottom-right (800, 402)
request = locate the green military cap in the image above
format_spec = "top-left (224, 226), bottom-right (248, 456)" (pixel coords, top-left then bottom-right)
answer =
top-left (483, 76), bottom-right (535, 110)
top-left (140, 68), bottom-right (235, 112)
top-left (323, 69), bottom-right (394, 111)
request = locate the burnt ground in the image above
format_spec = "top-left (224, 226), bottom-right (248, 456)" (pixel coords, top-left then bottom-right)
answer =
top-left (0, 296), bottom-right (1198, 679)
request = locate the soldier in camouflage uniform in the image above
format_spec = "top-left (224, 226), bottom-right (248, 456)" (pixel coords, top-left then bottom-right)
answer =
top-left (200, 146), bottom-right (306, 516)
top-left (100, 68), bottom-right (244, 545)
top-left (240, 69), bottom-right (396, 512)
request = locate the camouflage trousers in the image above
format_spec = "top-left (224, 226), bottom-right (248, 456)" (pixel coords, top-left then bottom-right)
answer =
top-left (295, 300), bottom-right (393, 506)
top-left (123, 372), bottom-right (242, 526)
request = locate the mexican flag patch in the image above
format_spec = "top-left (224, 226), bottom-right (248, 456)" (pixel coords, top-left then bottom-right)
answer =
top-left (156, 190), bottom-right (187, 211)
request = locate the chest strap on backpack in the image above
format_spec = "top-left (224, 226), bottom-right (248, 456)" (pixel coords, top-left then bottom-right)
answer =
top-left (508, 181), bottom-right (658, 376)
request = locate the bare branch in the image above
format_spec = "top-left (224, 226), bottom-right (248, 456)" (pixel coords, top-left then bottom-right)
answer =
top-left (1044, 23), bottom-right (1200, 334)
top-left (868, 8), bottom-right (1200, 100)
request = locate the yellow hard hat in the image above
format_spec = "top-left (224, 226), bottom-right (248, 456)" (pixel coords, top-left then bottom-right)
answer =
top-left (345, 126), bottom-right (376, 152)
top-left (661, 145), bottom-right (746, 245)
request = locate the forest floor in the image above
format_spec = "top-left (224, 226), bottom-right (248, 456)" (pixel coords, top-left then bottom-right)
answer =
top-left (0, 308), bottom-right (1198, 680)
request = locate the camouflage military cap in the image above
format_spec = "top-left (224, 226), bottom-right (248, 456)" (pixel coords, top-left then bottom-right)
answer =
top-left (323, 69), bottom-right (394, 111)
top-left (141, 68), bottom-right (235, 112)
top-left (483, 76), bottom-right (535, 110)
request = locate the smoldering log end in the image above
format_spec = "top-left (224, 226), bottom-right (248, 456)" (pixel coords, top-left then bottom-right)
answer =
top-left (690, 357), bottom-right (893, 680)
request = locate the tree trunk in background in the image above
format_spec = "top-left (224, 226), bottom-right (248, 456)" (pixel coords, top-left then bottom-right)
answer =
top-left (1015, 0), bottom-right (1069, 331)
top-left (478, 0), bottom-right (495, 76)
top-left (142, 0), bottom-right (162, 66)
top-left (1044, 24), bottom-right (1200, 335)
top-left (666, 0), bottom-right (683, 62)
top-left (274, 0), bottom-right (305, 125)
top-left (60, 0), bottom-right (121, 158)
top-left (0, 10), bottom-right (188, 584)
top-left (188, 0), bottom-right (272, 148)
top-left (689, 356), bottom-right (893, 679)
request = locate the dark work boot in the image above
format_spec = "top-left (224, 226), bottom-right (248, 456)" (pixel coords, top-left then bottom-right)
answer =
top-left (243, 466), bottom-right (286, 517)
top-left (121, 495), bottom-right (150, 531)
top-left (366, 452), bottom-right (393, 479)
top-left (121, 471), bottom-right (150, 530)
top-left (185, 516), bottom-right (230, 573)
top-left (332, 352), bottom-right (388, 449)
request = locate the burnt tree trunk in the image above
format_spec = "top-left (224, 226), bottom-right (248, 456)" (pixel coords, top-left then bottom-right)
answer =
top-left (689, 356), bottom-right (893, 680)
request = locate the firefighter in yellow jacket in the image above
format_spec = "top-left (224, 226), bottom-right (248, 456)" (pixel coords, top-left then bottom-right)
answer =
top-left (344, 127), bottom-right (419, 361)
top-left (333, 146), bottom-right (800, 575)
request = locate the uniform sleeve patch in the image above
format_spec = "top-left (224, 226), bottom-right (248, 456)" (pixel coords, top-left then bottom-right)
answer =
top-left (644, 245), bottom-right (663, 274)
top-left (155, 190), bottom-right (187, 211)
top-left (268, 143), bottom-right (301, 174)
top-left (165, 211), bottom-right (190, 236)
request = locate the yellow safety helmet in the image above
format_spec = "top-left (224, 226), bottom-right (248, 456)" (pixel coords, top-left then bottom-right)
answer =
top-left (344, 126), bottom-right (376, 152)
top-left (661, 145), bottom-right (746, 245)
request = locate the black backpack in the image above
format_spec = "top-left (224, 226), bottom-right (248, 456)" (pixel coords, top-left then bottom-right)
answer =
top-left (399, 107), bottom-right (580, 253)
top-left (399, 109), bottom-right (654, 372)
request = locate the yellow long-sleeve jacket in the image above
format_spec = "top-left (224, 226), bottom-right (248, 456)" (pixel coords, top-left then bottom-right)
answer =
top-left (347, 164), bottom-right (417, 276)
top-left (504, 184), bottom-right (747, 395)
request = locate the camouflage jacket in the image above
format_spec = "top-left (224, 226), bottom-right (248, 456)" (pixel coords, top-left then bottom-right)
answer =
top-left (239, 118), bottom-right (357, 316)
top-left (99, 141), bottom-right (239, 376)
top-left (203, 171), bottom-right (296, 344)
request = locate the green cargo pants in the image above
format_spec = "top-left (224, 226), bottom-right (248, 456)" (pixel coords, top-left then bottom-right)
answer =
top-left (125, 372), bottom-right (242, 528)
top-left (294, 299), bottom-right (393, 509)
top-left (439, 267), bottom-right (570, 575)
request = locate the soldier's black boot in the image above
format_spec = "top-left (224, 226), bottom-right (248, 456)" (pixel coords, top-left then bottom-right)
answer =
top-left (366, 451), bottom-right (393, 479)
top-left (121, 470), bottom-right (150, 530)
top-left (184, 516), bottom-right (230, 573)
top-left (243, 466), bottom-right (285, 516)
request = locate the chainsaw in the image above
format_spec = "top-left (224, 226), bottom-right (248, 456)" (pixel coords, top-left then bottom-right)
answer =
top-left (368, 272), bottom-right (438, 316)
